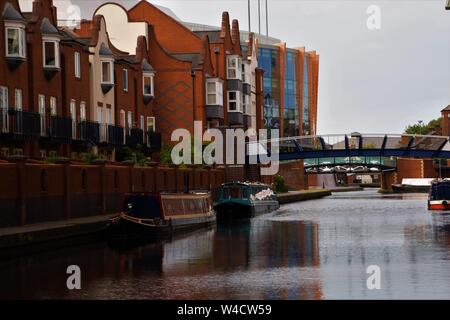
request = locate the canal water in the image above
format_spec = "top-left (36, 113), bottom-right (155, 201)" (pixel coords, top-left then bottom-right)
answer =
top-left (1, 189), bottom-right (450, 299)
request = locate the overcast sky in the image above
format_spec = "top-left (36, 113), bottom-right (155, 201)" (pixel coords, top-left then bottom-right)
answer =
top-left (20, 0), bottom-right (450, 135)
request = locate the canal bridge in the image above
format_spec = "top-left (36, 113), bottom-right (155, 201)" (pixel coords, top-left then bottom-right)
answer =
top-left (248, 133), bottom-right (450, 174)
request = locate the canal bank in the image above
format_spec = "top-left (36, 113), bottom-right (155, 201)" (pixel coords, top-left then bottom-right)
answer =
top-left (0, 214), bottom-right (114, 259)
top-left (277, 189), bottom-right (332, 204)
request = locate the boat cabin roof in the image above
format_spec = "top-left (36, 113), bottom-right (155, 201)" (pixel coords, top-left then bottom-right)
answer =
top-left (221, 182), bottom-right (272, 189)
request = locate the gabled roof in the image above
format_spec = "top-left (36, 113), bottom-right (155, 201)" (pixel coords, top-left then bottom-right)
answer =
top-left (99, 42), bottom-right (113, 56)
top-left (40, 17), bottom-right (59, 35)
top-left (2, 2), bottom-right (25, 21)
top-left (442, 105), bottom-right (450, 112)
top-left (171, 53), bottom-right (201, 69)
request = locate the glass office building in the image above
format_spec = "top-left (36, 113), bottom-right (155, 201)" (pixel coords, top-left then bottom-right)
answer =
top-left (258, 47), bottom-right (280, 130)
top-left (303, 57), bottom-right (310, 135)
top-left (284, 51), bottom-right (298, 137)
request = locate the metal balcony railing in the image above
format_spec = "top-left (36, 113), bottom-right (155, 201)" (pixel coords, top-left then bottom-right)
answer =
top-left (0, 109), bottom-right (41, 138)
top-left (147, 131), bottom-right (161, 151)
top-left (78, 120), bottom-right (100, 144)
top-left (126, 128), bottom-right (144, 147)
top-left (100, 123), bottom-right (124, 146)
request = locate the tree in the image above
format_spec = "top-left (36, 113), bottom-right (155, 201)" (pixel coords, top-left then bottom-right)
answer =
top-left (404, 117), bottom-right (442, 135)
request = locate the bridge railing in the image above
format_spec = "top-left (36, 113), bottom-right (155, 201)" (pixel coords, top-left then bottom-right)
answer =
top-left (248, 133), bottom-right (450, 159)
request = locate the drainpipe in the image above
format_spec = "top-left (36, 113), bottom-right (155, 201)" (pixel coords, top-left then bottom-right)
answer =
top-left (191, 69), bottom-right (196, 123)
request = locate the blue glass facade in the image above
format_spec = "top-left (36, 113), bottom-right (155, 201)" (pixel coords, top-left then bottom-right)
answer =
top-left (258, 47), bottom-right (280, 130)
top-left (284, 51), bottom-right (298, 136)
top-left (303, 57), bottom-right (310, 135)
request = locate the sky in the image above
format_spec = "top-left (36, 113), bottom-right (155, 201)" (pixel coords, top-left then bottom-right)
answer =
top-left (20, 0), bottom-right (450, 135)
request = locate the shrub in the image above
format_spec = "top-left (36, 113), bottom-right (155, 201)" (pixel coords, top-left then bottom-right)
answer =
top-left (274, 175), bottom-right (289, 193)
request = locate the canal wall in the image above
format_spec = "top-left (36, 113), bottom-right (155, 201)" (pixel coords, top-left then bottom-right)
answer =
top-left (277, 189), bottom-right (332, 204)
top-left (0, 161), bottom-right (225, 229)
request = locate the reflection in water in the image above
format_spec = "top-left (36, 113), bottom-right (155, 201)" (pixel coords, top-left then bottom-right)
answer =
top-left (1, 190), bottom-right (450, 299)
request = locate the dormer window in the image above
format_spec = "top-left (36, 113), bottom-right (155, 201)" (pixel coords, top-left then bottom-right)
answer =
top-left (6, 26), bottom-right (26, 58)
top-left (3, 3), bottom-right (26, 62)
top-left (141, 59), bottom-right (155, 103)
top-left (143, 74), bottom-right (154, 96)
top-left (101, 60), bottom-right (114, 84)
top-left (43, 39), bottom-right (60, 68)
top-left (227, 55), bottom-right (242, 80)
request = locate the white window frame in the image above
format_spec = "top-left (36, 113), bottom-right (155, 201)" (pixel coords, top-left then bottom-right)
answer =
top-left (42, 37), bottom-right (60, 68)
top-left (242, 63), bottom-right (251, 84)
top-left (143, 73), bottom-right (154, 96)
top-left (227, 55), bottom-right (242, 80)
top-left (123, 69), bottom-right (128, 92)
top-left (105, 108), bottom-right (111, 125)
top-left (119, 109), bottom-right (126, 128)
top-left (38, 94), bottom-right (46, 136)
top-left (70, 99), bottom-right (77, 139)
top-left (14, 88), bottom-right (22, 111)
top-left (206, 78), bottom-right (223, 106)
top-left (227, 91), bottom-right (241, 112)
top-left (80, 101), bottom-right (86, 121)
top-left (50, 97), bottom-right (57, 116)
top-left (0, 87), bottom-right (9, 133)
top-left (5, 23), bottom-right (26, 59)
top-left (243, 94), bottom-right (251, 115)
top-left (147, 116), bottom-right (155, 133)
top-left (101, 60), bottom-right (114, 84)
top-left (74, 52), bottom-right (81, 78)
top-left (127, 111), bottom-right (132, 134)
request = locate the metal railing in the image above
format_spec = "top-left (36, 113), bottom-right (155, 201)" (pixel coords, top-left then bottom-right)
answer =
top-left (0, 109), bottom-right (41, 138)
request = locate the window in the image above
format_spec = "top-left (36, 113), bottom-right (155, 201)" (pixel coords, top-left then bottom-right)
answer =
top-left (5, 26), bottom-right (26, 58)
top-left (14, 89), bottom-right (22, 111)
top-left (243, 94), bottom-right (250, 114)
top-left (38, 95), bottom-right (45, 136)
top-left (123, 69), bottom-right (128, 91)
top-left (147, 116), bottom-right (155, 133)
top-left (101, 60), bottom-right (113, 84)
top-left (143, 74), bottom-right (154, 96)
top-left (43, 39), bottom-right (59, 68)
top-left (74, 52), bottom-right (81, 78)
top-left (1, 87), bottom-right (8, 133)
top-left (50, 97), bottom-right (56, 116)
top-left (127, 111), bottom-right (132, 133)
top-left (70, 100), bottom-right (76, 138)
top-left (227, 55), bottom-right (242, 80)
top-left (206, 79), bottom-right (223, 106)
top-left (120, 110), bottom-right (126, 128)
top-left (242, 63), bottom-right (251, 84)
top-left (105, 108), bottom-right (110, 125)
top-left (140, 115), bottom-right (144, 130)
top-left (228, 91), bottom-right (241, 112)
top-left (97, 106), bottom-right (102, 124)
top-left (80, 101), bottom-right (86, 121)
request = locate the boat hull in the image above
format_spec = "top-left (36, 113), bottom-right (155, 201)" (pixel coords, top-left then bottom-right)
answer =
top-left (392, 184), bottom-right (430, 193)
top-left (107, 212), bottom-right (216, 240)
top-left (215, 200), bottom-right (280, 221)
top-left (428, 200), bottom-right (450, 211)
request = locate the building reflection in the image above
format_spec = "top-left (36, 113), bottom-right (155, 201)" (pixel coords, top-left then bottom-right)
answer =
top-left (0, 220), bottom-right (323, 299)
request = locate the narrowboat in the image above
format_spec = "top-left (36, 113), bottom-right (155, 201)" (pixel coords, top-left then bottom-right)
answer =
top-left (108, 192), bottom-right (216, 239)
top-left (214, 182), bottom-right (280, 220)
top-left (428, 179), bottom-right (450, 211)
top-left (392, 178), bottom-right (433, 193)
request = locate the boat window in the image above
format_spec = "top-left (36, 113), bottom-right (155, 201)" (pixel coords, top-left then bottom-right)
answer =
top-left (122, 195), bottom-right (162, 218)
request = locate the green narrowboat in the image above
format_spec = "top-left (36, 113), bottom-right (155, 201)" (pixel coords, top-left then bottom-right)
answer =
top-left (214, 182), bottom-right (280, 220)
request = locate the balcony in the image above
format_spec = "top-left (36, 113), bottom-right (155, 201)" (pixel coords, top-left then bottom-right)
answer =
top-left (147, 131), bottom-right (162, 152)
top-left (47, 116), bottom-right (72, 142)
top-left (100, 124), bottom-right (124, 146)
top-left (0, 109), bottom-right (41, 139)
top-left (78, 120), bottom-right (100, 144)
top-left (126, 128), bottom-right (144, 147)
